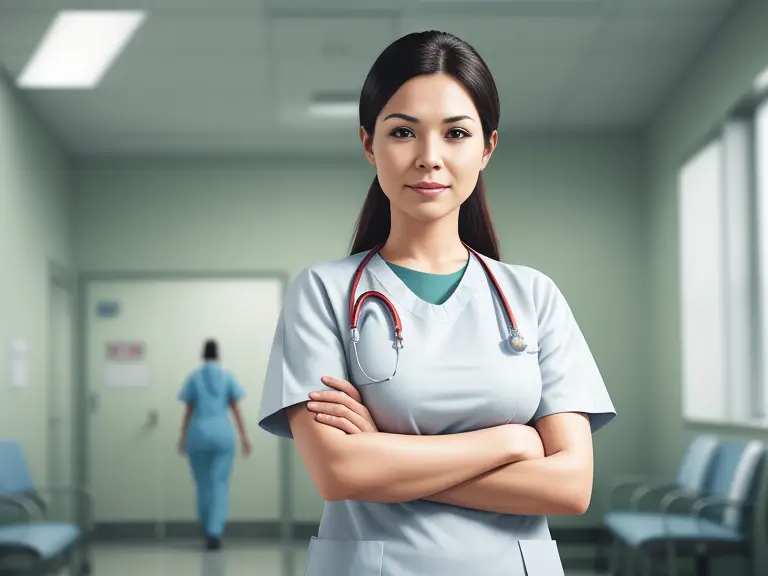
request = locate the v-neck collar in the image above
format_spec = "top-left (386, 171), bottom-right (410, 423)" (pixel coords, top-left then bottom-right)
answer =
top-left (365, 251), bottom-right (488, 323)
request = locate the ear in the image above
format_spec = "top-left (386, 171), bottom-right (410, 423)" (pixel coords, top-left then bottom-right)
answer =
top-left (360, 127), bottom-right (376, 166)
top-left (480, 130), bottom-right (498, 170)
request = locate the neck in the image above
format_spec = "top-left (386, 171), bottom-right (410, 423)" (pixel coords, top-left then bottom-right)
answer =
top-left (381, 209), bottom-right (468, 273)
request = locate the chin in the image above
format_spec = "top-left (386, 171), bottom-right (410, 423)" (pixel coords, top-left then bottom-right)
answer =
top-left (402, 204), bottom-right (458, 223)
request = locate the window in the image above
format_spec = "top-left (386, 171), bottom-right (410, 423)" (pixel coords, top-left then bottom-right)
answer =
top-left (678, 85), bottom-right (768, 427)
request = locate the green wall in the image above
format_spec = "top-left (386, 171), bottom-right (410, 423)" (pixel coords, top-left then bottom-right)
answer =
top-left (646, 0), bottom-right (768, 482)
top-left (74, 133), bottom-right (649, 527)
top-left (0, 71), bottom-right (74, 484)
top-left (646, 0), bottom-right (768, 571)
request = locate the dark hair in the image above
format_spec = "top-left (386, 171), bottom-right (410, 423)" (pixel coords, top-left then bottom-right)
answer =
top-left (202, 339), bottom-right (218, 361)
top-left (350, 31), bottom-right (502, 260)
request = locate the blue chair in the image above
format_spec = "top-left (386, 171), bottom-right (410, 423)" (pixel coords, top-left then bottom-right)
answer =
top-left (600, 435), bottom-right (720, 571)
top-left (605, 439), bottom-right (765, 576)
top-left (0, 439), bottom-right (93, 575)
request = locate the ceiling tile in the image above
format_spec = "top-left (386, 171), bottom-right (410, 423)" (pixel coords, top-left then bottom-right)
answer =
top-left (552, 50), bottom-right (687, 128)
top-left (269, 15), bottom-right (399, 129)
top-left (592, 12), bottom-right (727, 53)
top-left (615, 0), bottom-right (738, 14)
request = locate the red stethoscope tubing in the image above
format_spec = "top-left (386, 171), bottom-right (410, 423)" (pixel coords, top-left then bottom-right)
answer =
top-left (349, 242), bottom-right (524, 343)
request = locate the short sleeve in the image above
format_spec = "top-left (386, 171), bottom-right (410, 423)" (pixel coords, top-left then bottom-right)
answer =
top-left (532, 275), bottom-right (616, 433)
top-left (258, 267), bottom-right (349, 439)
top-left (228, 373), bottom-right (246, 403)
top-left (178, 375), bottom-right (196, 403)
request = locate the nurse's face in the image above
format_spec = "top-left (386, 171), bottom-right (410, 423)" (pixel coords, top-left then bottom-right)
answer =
top-left (361, 73), bottom-right (497, 223)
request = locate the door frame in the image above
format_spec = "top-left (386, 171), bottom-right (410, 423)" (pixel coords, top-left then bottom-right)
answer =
top-left (47, 261), bottom-right (78, 491)
top-left (76, 270), bottom-right (292, 546)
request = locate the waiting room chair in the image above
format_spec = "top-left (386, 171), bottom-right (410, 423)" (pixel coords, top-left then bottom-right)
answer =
top-left (598, 434), bottom-right (720, 571)
top-left (0, 438), bottom-right (93, 575)
top-left (605, 438), bottom-right (765, 576)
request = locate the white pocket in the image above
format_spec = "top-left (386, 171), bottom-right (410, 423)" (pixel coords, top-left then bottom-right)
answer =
top-left (517, 539), bottom-right (566, 576)
top-left (304, 536), bottom-right (384, 576)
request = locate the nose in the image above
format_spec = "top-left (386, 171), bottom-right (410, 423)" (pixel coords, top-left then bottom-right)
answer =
top-left (415, 135), bottom-right (444, 170)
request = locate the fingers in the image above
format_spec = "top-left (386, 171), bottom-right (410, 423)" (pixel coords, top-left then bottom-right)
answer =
top-left (308, 390), bottom-right (376, 432)
top-left (315, 413), bottom-right (363, 434)
top-left (307, 400), bottom-right (373, 433)
top-left (321, 376), bottom-right (362, 403)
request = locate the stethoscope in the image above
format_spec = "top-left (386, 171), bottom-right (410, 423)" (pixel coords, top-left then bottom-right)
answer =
top-left (348, 242), bottom-right (527, 383)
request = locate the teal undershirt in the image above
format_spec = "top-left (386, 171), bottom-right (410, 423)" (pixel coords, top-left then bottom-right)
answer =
top-left (385, 261), bottom-right (468, 305)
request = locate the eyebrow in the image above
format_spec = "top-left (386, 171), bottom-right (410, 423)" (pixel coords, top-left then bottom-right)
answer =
top-left (383, 113), bottom-right (475, 124)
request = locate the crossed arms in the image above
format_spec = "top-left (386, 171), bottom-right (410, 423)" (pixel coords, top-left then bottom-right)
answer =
top-left (286, 388), bottom-right (593, 516)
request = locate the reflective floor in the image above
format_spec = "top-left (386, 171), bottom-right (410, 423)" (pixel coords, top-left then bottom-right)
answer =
top-left (54, 541), bottom-right (603, 576)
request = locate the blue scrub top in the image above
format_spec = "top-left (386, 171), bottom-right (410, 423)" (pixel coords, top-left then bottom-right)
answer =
top-left (179, 361), bottom-right (246, 452)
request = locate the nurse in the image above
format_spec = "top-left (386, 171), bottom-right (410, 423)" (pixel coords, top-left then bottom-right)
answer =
top-left (178, 339), bottom-right (252, 551)
top-left (258, 30), bottom-right (616, 575)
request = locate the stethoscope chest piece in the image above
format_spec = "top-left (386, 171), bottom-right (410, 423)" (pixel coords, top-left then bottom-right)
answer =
top-left (508, 330), bottom-right (528, 353)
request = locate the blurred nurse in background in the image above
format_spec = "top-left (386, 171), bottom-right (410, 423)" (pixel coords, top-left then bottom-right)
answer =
top-left (178, 339), bottom-right (252, 551)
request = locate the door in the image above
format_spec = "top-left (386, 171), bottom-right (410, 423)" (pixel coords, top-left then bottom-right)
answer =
top-left (86, 278), bottom-right (283, 534)
top-left (48, 281), bottom-right (76, 519)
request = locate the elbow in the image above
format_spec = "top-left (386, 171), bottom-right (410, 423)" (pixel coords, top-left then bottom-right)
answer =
top-left (315, 458), bottom-right (356, 502)
top-left (561, 471), bottom-right (593, 515)
top-left (562, 490), bottom-right (591, 515)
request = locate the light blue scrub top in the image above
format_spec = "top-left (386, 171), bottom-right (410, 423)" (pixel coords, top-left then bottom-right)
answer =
top-left (258, 251), bottom-right (617, 576)
top-left (179, 361), bottom-right (246, 452)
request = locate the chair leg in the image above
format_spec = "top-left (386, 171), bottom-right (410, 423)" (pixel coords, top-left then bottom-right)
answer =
top-left (595, 530), bottom-right (605, 573)
top-left (694, 554), bottom-right (710, 576)
top-left (608, 538), bottom-right (623, 575)
top-left (665, 542), bottom-right (679, 576)
top-left (634, 548), bottom-right (652, 576)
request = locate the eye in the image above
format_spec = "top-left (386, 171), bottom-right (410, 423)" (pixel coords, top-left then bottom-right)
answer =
top-left (447, 128), bottom-right (471, 140)
top-left (390, 127), bottom-right (414, 139)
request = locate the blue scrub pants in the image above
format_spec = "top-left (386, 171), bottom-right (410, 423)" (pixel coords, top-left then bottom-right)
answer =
top-left (187, 448), bottom-right (235, 538)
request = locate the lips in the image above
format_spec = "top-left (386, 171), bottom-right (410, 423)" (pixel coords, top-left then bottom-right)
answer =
top-left (407, 182), bottom-right (449, 196)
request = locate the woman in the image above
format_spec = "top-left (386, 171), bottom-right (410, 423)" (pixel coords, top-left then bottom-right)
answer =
top-left (258, 31), bottom-right (616, 575)
top-left (178, 339), bottom-right (252, 551)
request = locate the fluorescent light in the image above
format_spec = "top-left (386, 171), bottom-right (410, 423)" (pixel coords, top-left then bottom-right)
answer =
top-left (308, 101), bottom-right (358, 119)
top-left (755, 65), bottom-right (768, 93)
top-left (17, 10), bottom-right (146, 89)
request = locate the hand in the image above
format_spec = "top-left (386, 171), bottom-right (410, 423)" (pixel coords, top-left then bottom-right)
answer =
top-left (241, 437), bottom-right (252, 458)
top-left (505, 423), bottom-right (545, 462)
top-left (307, 376), bottom-right (378, 434)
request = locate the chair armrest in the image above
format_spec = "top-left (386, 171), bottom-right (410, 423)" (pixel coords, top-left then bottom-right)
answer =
top-left (691, 496), bottom-right (754, 520)
top-left (659, 488), bottom-right (700, 535)
top-left (33, 486), bottom-right (94, 530)
top-left (604, 475), bottom-right (650, 511)
top-left (660, 489), bottom-right (698, 514)
top-left (0, 494), bottom-right (39, 523)
top-left (629, 481), bottom-right (680, 511)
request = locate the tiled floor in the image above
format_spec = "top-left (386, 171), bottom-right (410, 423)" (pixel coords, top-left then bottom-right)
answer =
top-left (54, 541), bottom-right (602, 576)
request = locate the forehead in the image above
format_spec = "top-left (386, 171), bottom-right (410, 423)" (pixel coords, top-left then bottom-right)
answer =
top-left (380, 73), bottom-right (478, 120)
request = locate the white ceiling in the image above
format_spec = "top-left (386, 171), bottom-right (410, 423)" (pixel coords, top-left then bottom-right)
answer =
top-left (0, 0), bottom-right (744, 157)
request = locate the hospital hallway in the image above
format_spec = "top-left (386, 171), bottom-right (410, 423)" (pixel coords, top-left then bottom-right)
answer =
top-left (5, 1), bottom-right (768, 575)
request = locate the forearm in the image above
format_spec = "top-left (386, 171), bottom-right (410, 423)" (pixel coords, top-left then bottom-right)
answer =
top-left (230, 402), bottom-right (248, 440)
top-left (423, 451), bottom-right (592, 515)
top-left (179, 406), bottom-right (192, 439)
top-left (328, 427), bottom-right (514, 503)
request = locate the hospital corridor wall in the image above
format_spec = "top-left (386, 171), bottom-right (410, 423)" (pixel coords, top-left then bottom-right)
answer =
top-left (0, 70), bottom-right (76, 507)
top-left (645, 0), bottom-right (768, 572)
top-left (73, 138), bottom-right (650, 532)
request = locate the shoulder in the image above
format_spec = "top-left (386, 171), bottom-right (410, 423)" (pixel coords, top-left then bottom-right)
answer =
top-left (477, 254), bottom-right (560, 302)
top-left (286, 252), bottom-right (366, 300)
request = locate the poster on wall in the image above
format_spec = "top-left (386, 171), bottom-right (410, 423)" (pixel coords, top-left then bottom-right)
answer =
top-left (105, 341), bottom-right (148, 388)
top-left (9, 339), bottom-right (29, 389)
